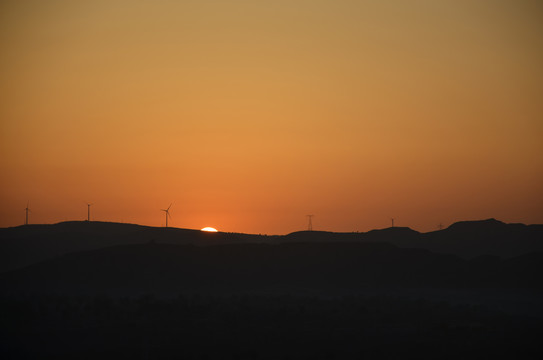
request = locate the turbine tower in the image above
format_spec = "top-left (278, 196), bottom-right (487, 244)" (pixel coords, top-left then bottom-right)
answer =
top-left (391, 218), bottom-right (395, 228)
top-left (306, 214), bottom-right (314, 231)
top-left (24, 202), bottom-right (31, 225)
top-left (87, 203), bottom-right (93, 222)
top-left (161, 203), bottom-right (172, 227)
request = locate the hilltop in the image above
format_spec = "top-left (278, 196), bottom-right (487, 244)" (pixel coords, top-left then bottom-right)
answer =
top-left (0, 221), bottom-right (265, 272)
top-left (1, 218), bottom-right (542, 273)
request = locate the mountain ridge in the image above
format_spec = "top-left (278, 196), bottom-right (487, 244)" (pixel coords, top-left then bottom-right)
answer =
top-left (1, 218), bottom-right (542, 273)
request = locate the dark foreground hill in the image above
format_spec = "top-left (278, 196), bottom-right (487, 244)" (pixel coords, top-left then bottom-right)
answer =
top-left (2, 240), bottom-right (543, 359)
top-left (1, 218), bottom-right (542, 272)
top-left (1, 242), bottom-right (542, 359)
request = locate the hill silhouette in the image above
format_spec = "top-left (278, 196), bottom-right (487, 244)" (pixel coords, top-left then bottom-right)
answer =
top-left (0, 221), bottom-right (265, 272)
top-left (1, 218), bottom-right (541, 272)
top-left (2, 221), bottom-right (543, 359)
top-left (285, 220), bottom-right (543, 258)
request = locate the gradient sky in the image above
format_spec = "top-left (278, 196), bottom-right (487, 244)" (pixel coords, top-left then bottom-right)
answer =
top-left (1, 0), bottom-right (542, 233)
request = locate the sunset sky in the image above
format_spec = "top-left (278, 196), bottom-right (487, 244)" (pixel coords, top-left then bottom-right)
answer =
top-left (1, 0), bottom-right (542, 234)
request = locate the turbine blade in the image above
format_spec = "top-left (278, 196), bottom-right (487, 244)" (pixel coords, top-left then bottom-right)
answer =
top-left (167, 203), bottom-right (172, 211)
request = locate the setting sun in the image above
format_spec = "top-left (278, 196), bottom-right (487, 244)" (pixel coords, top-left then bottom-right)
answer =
top-left (201, 227), bottom-right (218, 232)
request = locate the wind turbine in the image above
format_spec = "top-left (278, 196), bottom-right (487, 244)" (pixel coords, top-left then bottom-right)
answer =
top-left (24, 202), bottom-right (31, 225)
top-left (87, 203), bottom-right (93, 221)
top-left (306, 214), bottom-right (314, 231)
top-left (161, 203), bottom-right (172, 227)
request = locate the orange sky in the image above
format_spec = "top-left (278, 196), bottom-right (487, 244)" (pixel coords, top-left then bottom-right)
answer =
top-left (1, 0), bottom-right (542, 233)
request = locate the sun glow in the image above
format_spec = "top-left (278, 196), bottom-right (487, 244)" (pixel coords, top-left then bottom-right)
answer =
top-left (201, 227), bottom-right (218, 232)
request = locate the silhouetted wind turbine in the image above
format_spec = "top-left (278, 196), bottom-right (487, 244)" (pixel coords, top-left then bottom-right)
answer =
top-left (87, 203), bottom-right (93, 222)
top-left (306, 215), bottom-right (314, 231)
top-left (24, 202), bottom-right (31, 225)
top-left (391, 218), bottom-right (395, 228)
top-left (161, 203), bottom-right (172, 227)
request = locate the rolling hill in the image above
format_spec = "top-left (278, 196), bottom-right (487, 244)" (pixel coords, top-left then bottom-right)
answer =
top-left (1, 218), bottom-right (541, 273)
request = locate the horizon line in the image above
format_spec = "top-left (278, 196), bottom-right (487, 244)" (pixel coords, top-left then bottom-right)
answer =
top-left (1, 218), bottom-right (533, 236)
